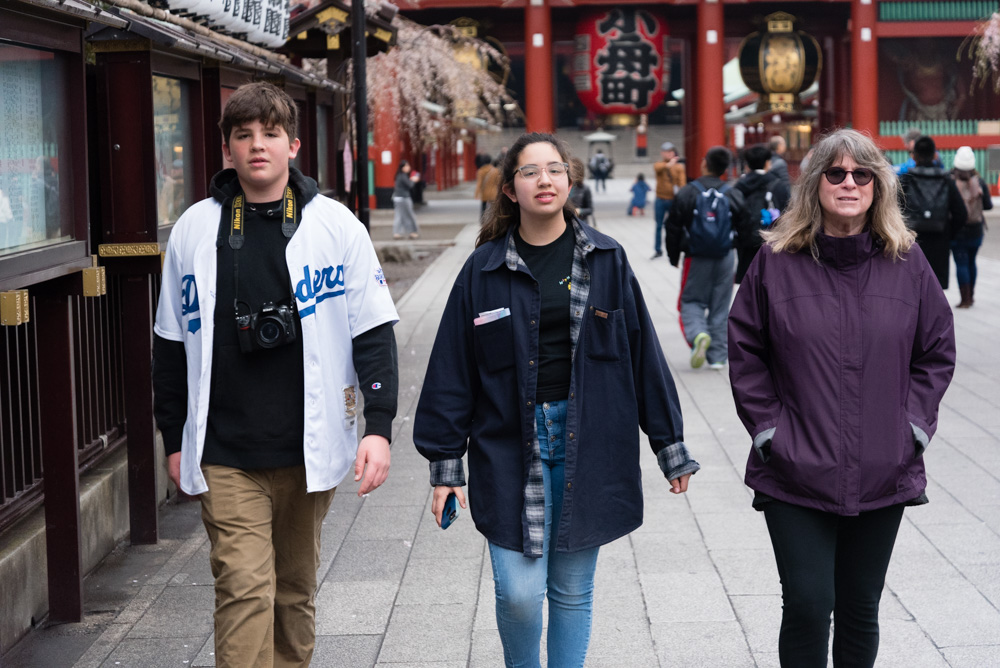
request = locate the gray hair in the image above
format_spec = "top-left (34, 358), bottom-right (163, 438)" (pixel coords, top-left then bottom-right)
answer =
top-left (762, 128), bottom-right (915, 261)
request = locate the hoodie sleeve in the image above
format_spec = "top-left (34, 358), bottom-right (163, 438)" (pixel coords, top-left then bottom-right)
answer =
top-left (728, 249), bottom-right (782, 442)
top-left (905, 251), bottom-right (956, 443)
top-left (946, 179), bottom-right (968, 238)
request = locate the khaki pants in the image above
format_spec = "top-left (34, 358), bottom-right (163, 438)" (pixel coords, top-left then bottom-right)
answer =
top-left (200, 464), bottom-right (336, 668)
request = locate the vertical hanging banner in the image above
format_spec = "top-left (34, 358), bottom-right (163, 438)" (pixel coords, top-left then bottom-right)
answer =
top-left (573, 8), bottom-right (669, 115)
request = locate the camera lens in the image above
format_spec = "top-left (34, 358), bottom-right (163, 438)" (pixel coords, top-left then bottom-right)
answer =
top-left (256, 317), bottom-right (284, 347)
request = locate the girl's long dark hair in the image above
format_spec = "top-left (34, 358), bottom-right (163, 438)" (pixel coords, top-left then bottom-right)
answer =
top-left (475, 133), bottom-right (577, 248)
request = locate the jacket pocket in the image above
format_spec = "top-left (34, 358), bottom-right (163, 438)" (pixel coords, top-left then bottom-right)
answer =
top-left (474, 316), bottom-right (515, 373)
top-left (584, 306), bottom-right (625, 362)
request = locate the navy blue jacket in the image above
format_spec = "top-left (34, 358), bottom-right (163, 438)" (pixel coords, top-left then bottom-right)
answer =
top-left (414, 222), bottom-right (695, 554)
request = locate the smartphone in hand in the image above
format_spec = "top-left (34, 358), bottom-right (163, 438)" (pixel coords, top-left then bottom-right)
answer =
top-left (440, 492), bottom-right (460, 530)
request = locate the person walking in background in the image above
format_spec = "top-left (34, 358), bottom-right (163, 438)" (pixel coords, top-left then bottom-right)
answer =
top-left (652, 141), bottom-right (686, 258)
top-left (413, 132), bottom-right (698, 668)
top-left (950, 145), bottom-right (992, 308)
top-left (474, 153), bottom-right (500, 222)
top-left (568, 156), bottom-right (594, 225)
top-left (898, 135), bottom-right (966, 289)
top-left (768, 135), bottom-right (790, 187)
top-left (628, 173), bottom-right (652, 216)
top-left (666, 146), bottom-right (748, 369)
top-left (729, 129), bottom-right (956, 668)
top-left (733, 143), bottom-right (791, 283)
top-left (893, 127), bottom-right (923, 175)
top-left (392, 160), bottom-right (421, 239)
top-left (152, 82), bottom-right (399, 667)
top-left (589, 148), bottom-right (611, 192)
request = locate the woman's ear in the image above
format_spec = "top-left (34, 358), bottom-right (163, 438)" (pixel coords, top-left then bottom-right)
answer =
top-left (502, 183), bottom-right (517, 203)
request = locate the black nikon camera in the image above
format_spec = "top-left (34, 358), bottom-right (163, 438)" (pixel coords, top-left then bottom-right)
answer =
top-left (236, 301), bottom-right (298, 353)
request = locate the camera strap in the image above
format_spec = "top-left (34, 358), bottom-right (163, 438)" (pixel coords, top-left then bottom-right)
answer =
top-left (226, 186), bottom-right (299, 315)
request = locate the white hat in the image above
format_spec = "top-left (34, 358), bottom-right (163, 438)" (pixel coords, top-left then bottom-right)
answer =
top-left (953, 146), bottom-right (976, 171)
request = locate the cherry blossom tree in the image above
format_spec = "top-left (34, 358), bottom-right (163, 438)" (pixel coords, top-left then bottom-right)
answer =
top-left (966, 11), bottom-right (1000, 92)
top-left (349, 8), bottom-right (520, 153)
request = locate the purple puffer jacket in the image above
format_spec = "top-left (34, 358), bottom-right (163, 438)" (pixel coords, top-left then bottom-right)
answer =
top-left (728, 231), bottom-right (955, 515)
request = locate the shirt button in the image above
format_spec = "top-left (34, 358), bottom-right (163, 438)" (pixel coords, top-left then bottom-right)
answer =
top-left (546, 420), bottom-right (552, 426)
top-left (566, 482), bottom-right (572, 490)
top-left (569, 433), bottom-right (575, 439)
top-left (570, 392), bottom-right (575, 399)
top-left (531, 320), bottom-right (536, 325)
top-left (529, 360), bottom-right (534, 366)
top-left (575, 310), bottom-right (581, 316)
top-left (543, 402), bottom-right (549, 409)
top-left (527, 401), bottom-right (533, 407)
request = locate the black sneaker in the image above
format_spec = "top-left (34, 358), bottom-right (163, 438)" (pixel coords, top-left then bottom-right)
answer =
top-left (651, 251), bottom-right (663, 259)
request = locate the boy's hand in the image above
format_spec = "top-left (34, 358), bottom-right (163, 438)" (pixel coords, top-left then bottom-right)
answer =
top-left (431, 485), bottom-right (467, 527)
top-left (355, 435), bottom-right (391, 496)
top-left (669, 473), bottom-right (692, 494)
top-left (167, 452), bottom-right (182, 490)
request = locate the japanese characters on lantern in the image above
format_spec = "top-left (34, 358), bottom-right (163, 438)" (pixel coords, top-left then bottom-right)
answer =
top-left (573, 8), bottom-right (669, 116)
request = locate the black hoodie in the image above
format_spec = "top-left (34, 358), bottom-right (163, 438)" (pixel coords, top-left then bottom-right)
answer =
top-left (153, 168), bottom-right (397, 468)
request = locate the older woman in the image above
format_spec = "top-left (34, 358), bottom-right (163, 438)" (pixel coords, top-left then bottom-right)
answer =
top-left (728, 129), bottom-right (956, 668)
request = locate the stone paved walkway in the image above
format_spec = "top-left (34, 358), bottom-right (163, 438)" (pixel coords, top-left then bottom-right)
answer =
top-left (6, 180), bottom-right (1000, 667)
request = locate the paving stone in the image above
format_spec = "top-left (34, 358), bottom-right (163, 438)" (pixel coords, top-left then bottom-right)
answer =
top-left (325, 539), bottom-right (412, 583)
top-left (100, 636), bottom-right (204, 667)
top-left (873, 619), bottom-right (949, 667)
top-left (695, 511), bottom-right (772, 551)
top-left (377, 604), bottom-right (475, 663)
top-left (640, 572), bottom-right (735, 624)
top-left (347, 505), bottom-right (424, 542)
top-left (396, 557), bottom-right (482, 605)
top-left (709, 548), bottom-right (780, 596)
top-left (649, 621), bottom-right (755, 667)
top-left (892, 583), bottom-right (1000, 647)
top-left (730, 595), bottom-right (782, 654)
top-left (941, 645), bottom-right (1000, 667)
top-left (126, 585), bottom-right (215, 639)
top-left (313, 634), bottom-right (382, 668)
top-left (314, 581), bottom-right (398, 635)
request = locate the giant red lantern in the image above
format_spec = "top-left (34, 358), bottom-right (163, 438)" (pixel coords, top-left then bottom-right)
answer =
top-left (573, 8), bottom-right (669, 115)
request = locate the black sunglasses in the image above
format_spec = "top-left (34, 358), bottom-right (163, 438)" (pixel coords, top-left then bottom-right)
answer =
top-left (823, 167), bottom-right (875, 186)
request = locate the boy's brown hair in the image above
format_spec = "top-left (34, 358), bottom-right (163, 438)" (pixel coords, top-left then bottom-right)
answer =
top-left (219, 82), bottom-right (298, 145)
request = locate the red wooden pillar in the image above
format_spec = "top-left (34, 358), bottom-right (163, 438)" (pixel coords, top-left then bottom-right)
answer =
top-left (372, 88), bottom-right (401, 209)
top-left (695, 0), bottom-right (725, 164)
top-left (851, 0), bottom-right (878, 137)
top-left (525, 0), bottom-right (553, 133)
top-left (463, 134), bottom-right (476, 182)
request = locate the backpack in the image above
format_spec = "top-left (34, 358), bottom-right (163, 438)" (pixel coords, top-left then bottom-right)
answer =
top-left (688, 179), bottom-right (734, 258)
top-left (954, 175), bottom-right (984, 224)
top-left (902, 166), bottom-right (951, 234)
top-left (590, 154), bottom-right (610, 175)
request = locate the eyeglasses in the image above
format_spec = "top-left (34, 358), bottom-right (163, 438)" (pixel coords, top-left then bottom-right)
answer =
top-left (823, 167), bottom-right (875, 186)
top-left (514, 162), bottom-right (569, 180)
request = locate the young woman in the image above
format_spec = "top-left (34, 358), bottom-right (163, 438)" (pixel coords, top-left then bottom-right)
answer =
top-left (729, 129), bottom-right (956, 667)
top-left (414, 133), bottom-right (698, 667)
top-left (950, 145), bottom-right (992, 308)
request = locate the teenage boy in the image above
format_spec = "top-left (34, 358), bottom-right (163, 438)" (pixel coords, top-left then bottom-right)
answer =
top-left (153, 82), bottom-right (399, 667)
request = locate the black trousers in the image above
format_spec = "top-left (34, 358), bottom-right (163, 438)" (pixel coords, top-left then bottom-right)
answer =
top-left (762, 500), bottom-right (905, 668)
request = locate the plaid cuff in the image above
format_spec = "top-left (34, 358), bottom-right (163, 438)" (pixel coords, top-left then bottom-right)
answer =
top-left (429, 458), bottom-right (466, 487)
top-left (656, 442), bottom-right (701, 481)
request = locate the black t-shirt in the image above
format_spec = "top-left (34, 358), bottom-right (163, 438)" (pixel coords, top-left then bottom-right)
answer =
top-left (203, 198), bottom-right (306, 470)
top-left (514, 224), bottom-right (574, 403)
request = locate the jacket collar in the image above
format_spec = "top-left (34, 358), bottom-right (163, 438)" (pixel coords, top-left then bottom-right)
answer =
top-left (481, 217), bottom-right (613, 272)
top-left (816, 229), bottom-right (881, 268)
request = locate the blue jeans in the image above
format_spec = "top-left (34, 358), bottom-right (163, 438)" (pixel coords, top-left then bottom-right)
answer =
top-left (654, 198), bottom-right (672, 253)
top-left (488, 400), bottom-right (601, 668)
top-left (951, 235), bottom-right (982, 288)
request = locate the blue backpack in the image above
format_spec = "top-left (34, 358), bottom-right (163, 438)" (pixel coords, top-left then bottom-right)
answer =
top-left (688, 179), bottom-right (734, 258)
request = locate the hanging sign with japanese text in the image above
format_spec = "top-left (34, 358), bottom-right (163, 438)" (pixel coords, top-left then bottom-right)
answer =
top-left (573, 8), bottom-right (669, 115)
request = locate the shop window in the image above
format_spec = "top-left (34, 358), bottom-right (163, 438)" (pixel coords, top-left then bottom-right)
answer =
top-left (317, 105), bottom-right (329, 189)
top-left (0, 43), bottom-right (71, 257)
top-left (153, 75), bottom-right (195, 226)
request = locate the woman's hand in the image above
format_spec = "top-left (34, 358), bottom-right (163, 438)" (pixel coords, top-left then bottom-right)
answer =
top-left (669, 473), bottom-right (692, 494)
top-left (431, 485), bottom-right (467, 526)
